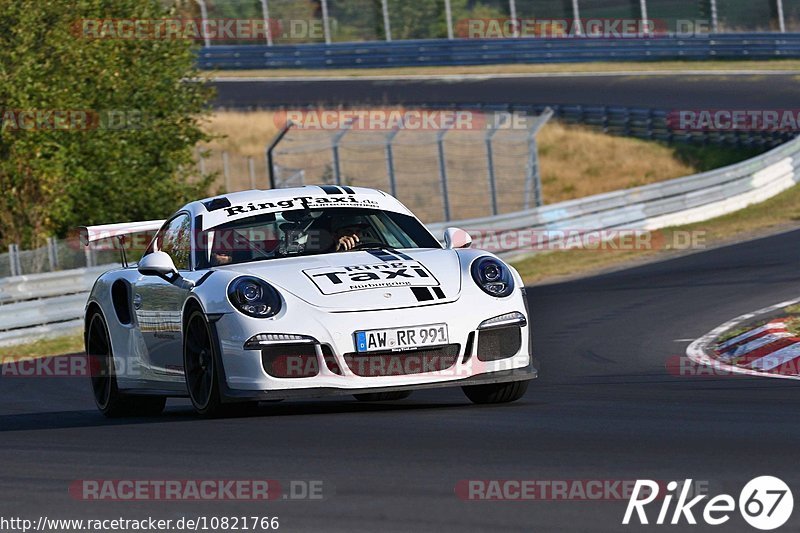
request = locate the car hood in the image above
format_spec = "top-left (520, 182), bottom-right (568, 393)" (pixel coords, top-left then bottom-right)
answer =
top-left (227, 249), bottom-right (461, 311)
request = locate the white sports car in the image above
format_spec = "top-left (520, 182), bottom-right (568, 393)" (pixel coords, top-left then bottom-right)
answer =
top-left (82, 186), bottom-right (535, 416)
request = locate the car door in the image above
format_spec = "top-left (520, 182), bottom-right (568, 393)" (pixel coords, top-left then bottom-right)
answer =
top-left (133, 213), bottom-right (194, 376)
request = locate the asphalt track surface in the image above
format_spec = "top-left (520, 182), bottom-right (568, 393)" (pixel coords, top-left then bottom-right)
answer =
top-left (3, 227), bottom-right (800, 532)
top-left (211, 73), bottom-right (800, 110)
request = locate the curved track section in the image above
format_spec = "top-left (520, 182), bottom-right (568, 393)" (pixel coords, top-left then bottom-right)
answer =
top-left (212, 73), bottom-right (800, 109)
top-left (2, 228), bottom-right (800, 531)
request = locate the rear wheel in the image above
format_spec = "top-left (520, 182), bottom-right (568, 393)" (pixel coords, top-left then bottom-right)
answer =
top-left (462, 380), bottom-right (529, 404)
top-left (86, 311), bottom-right (165, 417)
top-left (184, 308), bottom-right (224, 416)
top-left (353, 391), bottom-right (412, 402)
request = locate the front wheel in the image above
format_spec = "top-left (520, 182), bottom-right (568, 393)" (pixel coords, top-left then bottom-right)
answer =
top-left (86, 311), bottom-right (165, 417)
top-left (462, 380), bottom-right (529, 404)
top-left (184, 309), bottom-right (224, 416)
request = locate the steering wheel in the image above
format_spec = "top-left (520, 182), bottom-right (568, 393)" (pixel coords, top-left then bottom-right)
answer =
top-left (346, 241), bottom-right (387, 251)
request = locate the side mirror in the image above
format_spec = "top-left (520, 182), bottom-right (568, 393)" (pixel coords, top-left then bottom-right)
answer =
top-left (138, 251), bottom-right (189, 286)
top-left (444, 227), bottom-right (472, 249)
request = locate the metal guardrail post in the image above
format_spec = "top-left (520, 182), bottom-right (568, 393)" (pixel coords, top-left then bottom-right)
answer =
top-left (639, 0), bottom-right (650, 36)
top-left (485, 126), bottom-right (500, 216)
top-left (320, 0), bottom-right (332, 44)
top-left (509, 0), bottom-right (519, 38)
top-left (46, 237), bottom-right (58, 272)
top-left (777, 0), bottom-right (787, 33)
top-left (259, 0), bottom-right (273, 45)
top-left (444, 0), bottom-right (454, 40)
top-left (523, 108), bottom-right (554, 209)
top-left (194, 0), bottom-right (211, 48)
top-left (385, 125), bottom-right (401, 198)
top-left (437, 128), bottom-right (452, 222)
top-left (266, 120), bottom-right (294, 189)
top-left (332, 121), bottom-right (353, 186)
top-left (222, 151), bottom-right (231, 191)
top-left (381, 0), bottom-right (392, 41)
top-left (248, 156), bottom-right (257, 189)
top-left (8, 244), bottom-right (19, 277)
top-left (710, 0), bottom-right (719, 33)
top-left (571, 0), bottom-right (582, 36)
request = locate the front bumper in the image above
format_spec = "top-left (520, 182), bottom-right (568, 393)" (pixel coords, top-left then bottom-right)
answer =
top-left (211, 289), bottom-right (535, 402)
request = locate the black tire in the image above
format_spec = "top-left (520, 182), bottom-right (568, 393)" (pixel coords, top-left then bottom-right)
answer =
top-left (462, 380), bottom-right (529, 404)
top-left (353, 391), bottom-right (412, 402)
top-left (184, 308), bottom-right (225, 417)
top-left (86, 311), bottom-right (166, 417)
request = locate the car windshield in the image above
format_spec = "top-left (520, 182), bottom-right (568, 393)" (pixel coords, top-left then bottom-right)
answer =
top-left (196, 207), bottom-right (441, 268)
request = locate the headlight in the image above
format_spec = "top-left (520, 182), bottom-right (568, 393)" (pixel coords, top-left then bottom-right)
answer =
top-left (227, 276), bottom-right (282, 318)
top-left (471, 257), bottom-right (515, 297)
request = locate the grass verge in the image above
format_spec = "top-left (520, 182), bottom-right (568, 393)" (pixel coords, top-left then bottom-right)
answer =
top-left (0, 331), bottom-right (84, 361)
top-left (512, 183), bottom-right (800, 284)
top-left (206, 59), bottom-right (800, 79)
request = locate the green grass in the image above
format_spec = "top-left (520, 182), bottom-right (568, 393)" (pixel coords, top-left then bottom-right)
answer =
top-left (0, 331), bottom-right (84, 362)
top-left (512, 183), bottom-right (800, 284)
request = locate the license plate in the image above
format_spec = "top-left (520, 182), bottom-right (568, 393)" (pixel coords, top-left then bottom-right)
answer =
top-left (355, 324), bottom-right (449, 353)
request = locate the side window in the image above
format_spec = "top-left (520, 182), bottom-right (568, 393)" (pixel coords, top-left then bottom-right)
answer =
top-left (156, 214), bottom-right (192, 270)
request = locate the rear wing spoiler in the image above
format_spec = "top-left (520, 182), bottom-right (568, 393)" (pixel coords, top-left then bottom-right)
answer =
top-left (79, 220), bottom-right (165, 267)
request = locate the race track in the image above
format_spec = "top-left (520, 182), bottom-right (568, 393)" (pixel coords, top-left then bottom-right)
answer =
top-left (211, 73), bottom-right (800, 110)
top-left (3, 227), bottom-right (800, 532)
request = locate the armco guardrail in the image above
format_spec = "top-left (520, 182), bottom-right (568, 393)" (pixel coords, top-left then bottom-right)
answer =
top-left (2, 135), bottom-right (799, 346)
top-left (427, 135), bottom-right (800, 255)
top-left (0, 265), bottom-right (116, 346)
top-left (198, 33), bottom-right (800, 70)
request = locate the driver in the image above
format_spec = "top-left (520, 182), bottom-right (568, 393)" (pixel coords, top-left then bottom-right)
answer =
top-left (332, 216), bottom-right (370, 252)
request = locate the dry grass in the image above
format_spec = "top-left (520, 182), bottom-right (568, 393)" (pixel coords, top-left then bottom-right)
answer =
top-left (205, 59), bottom-right (800, 79)
top-left (512, 182), bottom-right (800, 284)
top-left (200, 110), bottom-right (747, 216)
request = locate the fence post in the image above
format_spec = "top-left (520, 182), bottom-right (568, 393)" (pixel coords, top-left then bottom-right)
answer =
top-left (709, 0), bottom-right (718, 32)
top-left (485, 127), bottom-right (500, 216)
top-left (436, 128), bottom-right (451, 222)
top-left (385, 126), bottom-right (401, 197)
top-left (259, 0), bottom-right (273, 45)
top-left (332, 122), bottom-right (352, 186)
top-left (639, 0), bottom-right (649, 35)
top-left (222, 151), bottom-right (231, 192)
top-left (571, 0), bottom-right (582, 36)
top-left (47, 237), bottom-right (58, 272)
top-left (320, 0), bottom-right (332, 44)
top-left (444, 0), bottom-right (454, 40)
top-left (248, 156), bottom-right (257, 189)
top-left (8, 244), bottom-right (20, 277)
top-left (777, 0), bottom-right (786, 33)
top-left (266, 120), bottom-right (294, 189)
top-left (381, 0), bottom-right (392, 41)
top-left (508, 0), bottom-right (519, 37)
top-left (523, 108), bottom-right (554, 209)
top-left (194, 0), bottom-right (211, 48)
top-left (84, 243), bottom-right (95, 268)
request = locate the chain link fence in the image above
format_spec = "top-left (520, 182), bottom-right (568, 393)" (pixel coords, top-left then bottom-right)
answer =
top-left (188, 0), bottom-right (799, 46)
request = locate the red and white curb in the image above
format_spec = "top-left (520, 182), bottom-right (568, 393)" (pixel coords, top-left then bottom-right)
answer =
top-left (686, 297), bottom-right (800, 380)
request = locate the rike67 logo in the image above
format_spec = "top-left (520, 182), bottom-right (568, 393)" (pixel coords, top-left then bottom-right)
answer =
top-left (623, 477), bottom-right (793, 530)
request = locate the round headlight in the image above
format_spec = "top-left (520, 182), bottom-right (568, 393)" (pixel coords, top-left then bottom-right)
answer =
top-left (228, 277), bottom-right (282, 318)
top-left (471, 257), bottom-right (515, 298)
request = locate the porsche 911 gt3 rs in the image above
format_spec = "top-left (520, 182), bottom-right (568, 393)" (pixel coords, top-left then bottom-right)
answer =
top-left (81, 186), bottom-right (535, 416)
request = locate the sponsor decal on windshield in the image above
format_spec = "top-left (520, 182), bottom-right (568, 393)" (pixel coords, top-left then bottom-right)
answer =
top-left (303, 260), bottom-right (440, 295)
